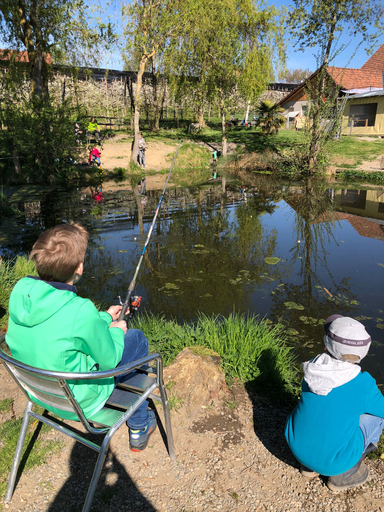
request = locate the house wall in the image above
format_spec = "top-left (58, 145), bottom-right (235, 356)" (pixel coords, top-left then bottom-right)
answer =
top-left (280, 99), bottom-right (308, 116)
top-left (341, 96), bottom-right (384, 136)
top-left (334, 189), bottom-right (384, 221)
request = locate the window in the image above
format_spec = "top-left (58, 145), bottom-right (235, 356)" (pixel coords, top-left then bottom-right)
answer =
top-left (302, 105), bottom-right (308, 115)
top-left (340, 189), bottom-right (367, 210)
top-left (349, 103), bottom-right (377, 127)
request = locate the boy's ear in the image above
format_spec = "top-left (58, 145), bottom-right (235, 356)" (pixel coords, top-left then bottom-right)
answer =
top-left (75, 262), bottom-right (84, 276)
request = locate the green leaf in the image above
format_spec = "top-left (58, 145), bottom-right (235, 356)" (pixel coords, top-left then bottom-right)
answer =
top-left (264, 257), bottom-right (281, 265)
top-left (284, 302), bottom-right (305, 310)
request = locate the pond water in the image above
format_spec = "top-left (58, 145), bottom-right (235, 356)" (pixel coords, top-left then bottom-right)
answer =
top-left (2, 178), bottom-right (384, 384)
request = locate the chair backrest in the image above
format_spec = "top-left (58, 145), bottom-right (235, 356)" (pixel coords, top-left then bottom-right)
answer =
top-left (0, 345), bottom-right (85, 417)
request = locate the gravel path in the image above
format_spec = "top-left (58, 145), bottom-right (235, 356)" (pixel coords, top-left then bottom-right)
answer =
top-left (3, 384), bottom-right (384, 512)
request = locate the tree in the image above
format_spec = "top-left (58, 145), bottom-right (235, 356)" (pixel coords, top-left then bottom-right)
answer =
top-left (256, 100), bottom-right (285, 135)
top-left (287, 0), bottom-right (384, 172)
top-left (122, 0), bottom-right (186, 163)
top-left (279, 68), bottom-right (312, 83)
top-left (170, 0), bottom-right (286, 155)
top-left (0, 0), bottom-right (105, 99)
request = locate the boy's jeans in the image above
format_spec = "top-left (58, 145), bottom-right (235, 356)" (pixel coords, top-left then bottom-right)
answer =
top-left (114, 329), bottom-right (151, 430)
top-left (360, 413), bottom-right (384, 451)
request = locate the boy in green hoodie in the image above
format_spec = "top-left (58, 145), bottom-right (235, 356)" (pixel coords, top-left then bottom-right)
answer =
top-left (6, 223), bottom-right (156, 452)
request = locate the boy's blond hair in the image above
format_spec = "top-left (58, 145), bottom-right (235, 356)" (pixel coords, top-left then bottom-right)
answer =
top-left (30, 223), bottom-right (88, 283)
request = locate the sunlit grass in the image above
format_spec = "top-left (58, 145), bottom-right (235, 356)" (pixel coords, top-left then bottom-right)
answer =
top-left (0, 405), bottom-right (62, 503)
top-left (132, 311), bottom-right (299, 402)
top-left (0, 256), bottom-right (38, 331)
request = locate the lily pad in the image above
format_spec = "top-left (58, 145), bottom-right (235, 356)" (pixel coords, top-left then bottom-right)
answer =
top-left (378, 263), bottom-right (384, 268)
top-left (284, 302), bottom-right (305, 310)
top-left (286, 328), bottom-right (299, 336)
top-left (164, 283), bottom-right (179, 290)
top-left (376, 324), bottom-right (384, 330)
top-left (265, 257), bottom-right (281, 265)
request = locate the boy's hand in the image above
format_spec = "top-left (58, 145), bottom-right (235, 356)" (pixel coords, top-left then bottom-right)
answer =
top-left (107, 305), bottom-right (122, 321)
top-left (110, 320), bottom-right (127, 334)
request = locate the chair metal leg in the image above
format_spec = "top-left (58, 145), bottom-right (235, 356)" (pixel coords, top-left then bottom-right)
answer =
top-left (158, 381), bottom-right (176, 461)
top-left (5, 401), bottom-right (33, 502)
top-left (82, 429), bottom-right (114, 512)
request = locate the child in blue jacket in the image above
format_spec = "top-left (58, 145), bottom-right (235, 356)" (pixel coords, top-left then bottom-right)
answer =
top-left (285, 314), bottom-right (384, 492)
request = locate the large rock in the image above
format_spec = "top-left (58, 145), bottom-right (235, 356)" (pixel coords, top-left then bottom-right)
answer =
top-left (163, 347), bottom-right (229, 418)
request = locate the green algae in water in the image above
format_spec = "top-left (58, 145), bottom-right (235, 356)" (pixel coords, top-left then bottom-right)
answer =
top-left (264, 257), bottom-right (281, 265)
top-left (286, 328), bottom-right (299, 336)
top-left (378, 263), bottom-right (384, 268)
top-left (194, 244), bottom-right (205, 248)
top-left (164, 283), bottom-right (179, 290)
top-left (285, 302), bottom-right (305, 310)
top-left (377, 324), bottom-right (384, 330)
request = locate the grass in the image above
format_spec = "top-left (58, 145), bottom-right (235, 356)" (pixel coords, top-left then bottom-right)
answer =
top-left (131, 312), bottom-right (299, 402)
top-left (0, 256), bottom-right (38, 331)
top-left (0, 405), bottom-right (63, 505)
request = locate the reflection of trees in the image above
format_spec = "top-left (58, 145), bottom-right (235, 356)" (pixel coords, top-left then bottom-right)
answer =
top-left (140, 189), bottom-right (286, 320)
top-left (270, 179), bottom-right (358, 343)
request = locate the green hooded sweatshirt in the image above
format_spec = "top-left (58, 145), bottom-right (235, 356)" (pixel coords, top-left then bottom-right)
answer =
top-left (6, 277), bottom-right (125, 420)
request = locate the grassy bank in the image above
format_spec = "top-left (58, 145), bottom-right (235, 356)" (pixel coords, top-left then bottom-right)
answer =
top-left (132, 312), bottom-right (299, 402)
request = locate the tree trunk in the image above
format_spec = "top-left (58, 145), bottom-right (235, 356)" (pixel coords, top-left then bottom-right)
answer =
top-left (151, 58), bottom-right (160, 131)
top-left (221, 107), bottom-right (227, 156)
top-left (131, 57), bottom-right (147, 163)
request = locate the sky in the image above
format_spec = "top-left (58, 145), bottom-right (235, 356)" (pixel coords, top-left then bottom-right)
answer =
top-left (101, 0), bottom-right (383, 77)
top-left (270, 0), bottom-right (384, 75)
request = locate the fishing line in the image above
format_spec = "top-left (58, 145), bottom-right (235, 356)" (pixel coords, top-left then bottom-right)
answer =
top-left (118, 139), bottom-right (182, 321)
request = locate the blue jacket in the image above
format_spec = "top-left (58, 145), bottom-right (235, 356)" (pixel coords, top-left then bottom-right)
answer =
top-left (285, 370), bottom-right (384, 476)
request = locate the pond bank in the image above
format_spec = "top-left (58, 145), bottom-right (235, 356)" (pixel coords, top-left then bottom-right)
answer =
top-left (1, 358), bottom-right (384, 512)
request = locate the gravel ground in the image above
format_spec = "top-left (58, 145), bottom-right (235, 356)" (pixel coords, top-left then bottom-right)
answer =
top-left (3, 384), bottom-right (384, 512)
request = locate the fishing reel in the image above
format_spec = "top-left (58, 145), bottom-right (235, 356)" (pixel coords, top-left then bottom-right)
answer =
top-left (116, 295), bottom-right (142, 320)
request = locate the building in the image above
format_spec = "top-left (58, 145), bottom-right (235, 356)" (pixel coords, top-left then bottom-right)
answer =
top-left (340, 90), bottom-right (384, 136)
top-left (278, 45), bottom-right (384, 126)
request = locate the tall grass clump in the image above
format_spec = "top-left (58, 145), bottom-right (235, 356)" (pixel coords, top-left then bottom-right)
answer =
top-left (0, 256), bottom-right (37, 331)
top-left (132, 312), bottom-right (299, 400)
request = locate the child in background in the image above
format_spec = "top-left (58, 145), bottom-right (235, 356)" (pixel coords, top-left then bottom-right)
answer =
top-left (90, 186), bottom-right (103, 203)
top-left (88, 146), bottom-right (101, 166)
top-left (138, 132), bottom-right (146, 169)
top-left (285, 314), bottom-right (384, 492)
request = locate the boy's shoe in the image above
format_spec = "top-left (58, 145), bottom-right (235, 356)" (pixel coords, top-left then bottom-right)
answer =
top-left (129, 410), bottom-right (157, 452)
top-left (327, 463), bottom-right (369, 492)
top-left (300, 464), bottom-right (318, 479)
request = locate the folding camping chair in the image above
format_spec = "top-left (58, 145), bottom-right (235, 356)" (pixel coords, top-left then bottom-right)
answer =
top-left (0, 335), bottom-right (175, 512)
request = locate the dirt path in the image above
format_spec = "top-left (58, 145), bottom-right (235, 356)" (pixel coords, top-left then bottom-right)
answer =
top-left (96, 135), bottom-right (178, 173)
top-left (2, 363), bottom-right (384, 512)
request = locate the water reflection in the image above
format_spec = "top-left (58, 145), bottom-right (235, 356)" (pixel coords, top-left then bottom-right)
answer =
top-left (1, 179), bottom-right (384, 383)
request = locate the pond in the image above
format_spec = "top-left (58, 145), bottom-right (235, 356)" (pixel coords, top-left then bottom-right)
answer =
top-left (1, 178), bottom-right (384, 384)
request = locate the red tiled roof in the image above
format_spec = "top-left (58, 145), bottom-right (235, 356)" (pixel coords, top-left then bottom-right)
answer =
top-left (327, 65), bottom-right (383, 89)
top-left (279, 45), bottom-right (384, 105)
top-left (0, 49), bottom-right (53, 64)
top-left (361, 45), bottom-right (384, 71)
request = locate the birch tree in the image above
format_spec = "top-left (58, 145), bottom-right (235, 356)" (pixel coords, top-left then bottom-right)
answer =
top-left (122, 0), bottom-right (186, 163)
top-left (288, 0), bottom-right (384, 171)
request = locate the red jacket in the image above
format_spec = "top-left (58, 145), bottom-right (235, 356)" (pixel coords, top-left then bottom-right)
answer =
top-left (89, 148), bottom-right (101, 163)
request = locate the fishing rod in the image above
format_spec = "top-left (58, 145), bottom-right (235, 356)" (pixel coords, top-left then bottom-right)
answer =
top-left (118, 139), bottom-right (182, 321)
